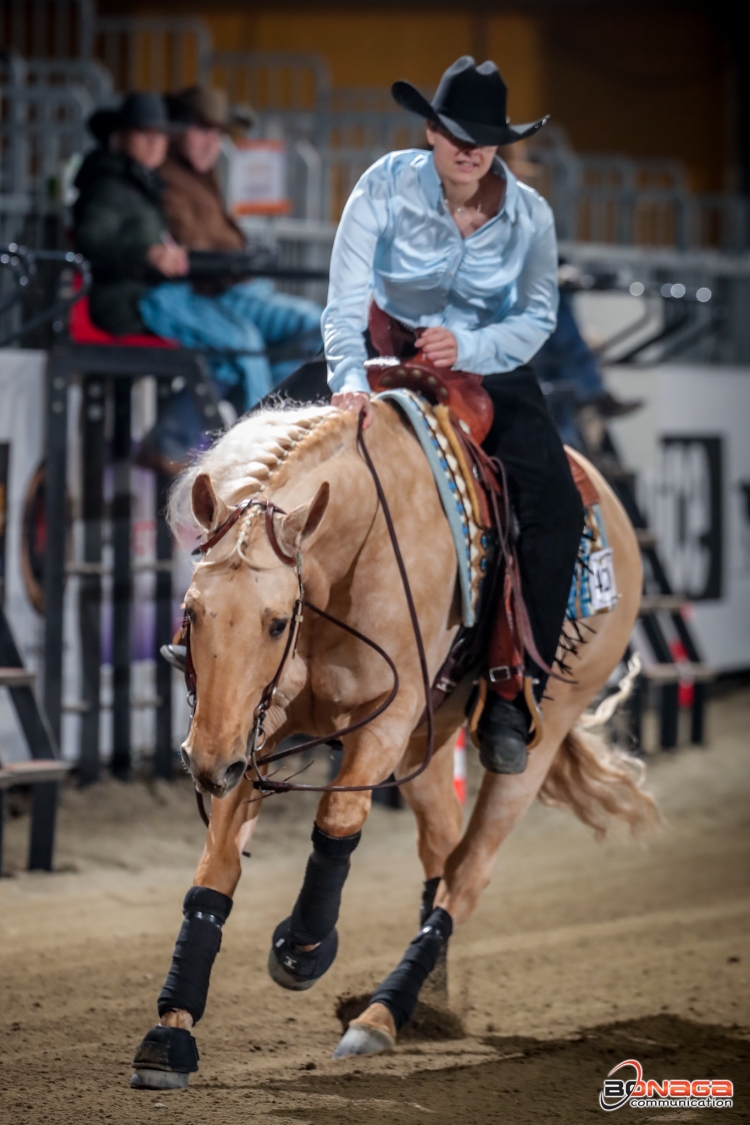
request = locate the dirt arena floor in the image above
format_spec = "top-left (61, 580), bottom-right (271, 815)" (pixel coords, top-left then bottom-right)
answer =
top-left (1, 688), bottom-right (749, 1124)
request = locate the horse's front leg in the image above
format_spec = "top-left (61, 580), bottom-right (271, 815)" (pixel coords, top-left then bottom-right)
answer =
top-left (332, 727), bottom-right (462, 1057)
top-left (130, 775), bottom-right (261, 1090)
top-left (267, 717), bottom-right (410, 995)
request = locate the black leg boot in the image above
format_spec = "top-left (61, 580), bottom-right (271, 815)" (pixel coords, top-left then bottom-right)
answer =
top-left (476, 694), bottom-right (531, 774)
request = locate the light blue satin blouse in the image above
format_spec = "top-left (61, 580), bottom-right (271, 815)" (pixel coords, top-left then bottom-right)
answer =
top-left (322, 148), bottom-right (559, 394)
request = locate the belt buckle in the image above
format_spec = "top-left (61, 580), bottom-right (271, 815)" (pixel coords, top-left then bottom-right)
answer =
top-left (488, 665), bottom-right (512, 683)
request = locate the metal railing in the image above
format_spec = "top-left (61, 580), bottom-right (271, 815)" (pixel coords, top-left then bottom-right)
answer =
top-left (2, 11), bottom-right (750, 251)
top-left (94, 16), bottom-right (211, 94)
top-left (0, 82), bottom-right (91, 196)
top-left (210, 50), bottom-right (330, 114)
top-left (0, 0), bottom-right (94, 59)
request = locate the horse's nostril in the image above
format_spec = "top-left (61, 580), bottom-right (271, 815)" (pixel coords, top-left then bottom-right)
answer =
top-left (223, 759), bottom-right (246, 790)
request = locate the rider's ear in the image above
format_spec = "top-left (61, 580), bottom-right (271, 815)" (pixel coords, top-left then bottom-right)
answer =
top-left (277, 481), bottom-right (330, 556)
top-left (192, 472), bottom-right (229, 531)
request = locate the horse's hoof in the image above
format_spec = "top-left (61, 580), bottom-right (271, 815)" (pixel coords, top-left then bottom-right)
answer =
top-left (129, 1068), bottom-right (190, 1089)
top-left (130, 1025), bottom-right (199, 1090)
top-left (268, 917), bottom-right (338, 991)
top-left (332, 1020), bottom-right (395, 1058)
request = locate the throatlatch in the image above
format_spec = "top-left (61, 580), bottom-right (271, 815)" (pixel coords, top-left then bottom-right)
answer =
top-left (370, 906), bottom-right (453, 1030)
top-left (268, 823), bottom-right (360, 990)
top-left (157, 885), bottom-right (233, 1023)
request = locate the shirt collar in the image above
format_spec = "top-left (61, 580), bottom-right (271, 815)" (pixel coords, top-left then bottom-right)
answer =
top-left (494, 156), bottom-right (519, 223)
top-left (419, 150), bottom-right (520, 223)
top-left (419, 151), bottom-right (445, 210)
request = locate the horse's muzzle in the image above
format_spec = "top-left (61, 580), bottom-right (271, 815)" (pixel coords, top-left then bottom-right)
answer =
top-left (181, 744), bottom-right (247, 797)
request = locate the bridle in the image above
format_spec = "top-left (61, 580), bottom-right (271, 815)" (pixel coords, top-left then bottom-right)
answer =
top-left (183, 416), bottom-right (435, 822)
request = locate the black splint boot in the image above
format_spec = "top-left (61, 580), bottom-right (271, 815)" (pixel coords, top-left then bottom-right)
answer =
top-left (268, 917), bottom-right (339, 991)
top-left (476, 694), bottom-right (530, 774)
top-left (130, 1025), bottom-right (199, 1089)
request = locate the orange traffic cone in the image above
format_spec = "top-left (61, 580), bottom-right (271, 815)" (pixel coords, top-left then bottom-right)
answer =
top-left (453, 727), bottom-right (467, 806)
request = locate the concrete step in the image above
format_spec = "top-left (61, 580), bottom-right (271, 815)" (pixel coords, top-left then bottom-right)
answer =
top-left (0, 667), bottom-right (35, 688)
top-left (639, 594), bottom-right (687, 613)
top-left (0, 759), bottom-right (72, 789)
top-left (635, 528), bottom-right (658, 548)
top-left (640, 662), bottom-right (714, 684)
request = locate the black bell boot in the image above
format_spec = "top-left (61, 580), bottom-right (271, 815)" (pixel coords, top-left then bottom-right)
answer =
top-left (476, 694), bottom-right (530, 774)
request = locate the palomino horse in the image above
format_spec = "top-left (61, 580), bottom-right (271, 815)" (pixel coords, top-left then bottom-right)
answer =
top-left (131, 400), bottom-right (656, 1087)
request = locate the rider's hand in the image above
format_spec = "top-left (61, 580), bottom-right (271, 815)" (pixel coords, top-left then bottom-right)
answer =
top-left (415, 326), bottom-right (458, 369)
top-left (147, 243), bottom-right (189, 278)
top-left (331, 391), bottom-right (375, 430)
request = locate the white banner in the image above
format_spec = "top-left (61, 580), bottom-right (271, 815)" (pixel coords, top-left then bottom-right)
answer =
top-left (606, 363), bottom-right (750, 672)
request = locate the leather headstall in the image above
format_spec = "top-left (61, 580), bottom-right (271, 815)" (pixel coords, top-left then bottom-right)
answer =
top-left (183, 496), bottom-right (294, 708)
top-left (184, 416), bottom-right (437, 816)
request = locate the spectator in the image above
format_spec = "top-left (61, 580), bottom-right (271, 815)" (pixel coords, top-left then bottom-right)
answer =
top-left (530, 284), bottom-right (643, 449)
top-left (74, 92), bottom-right (183, 338)
top-left (73, 91), bottom-right (320, 473)
top-left (155, 85), bottom-right (323, 387)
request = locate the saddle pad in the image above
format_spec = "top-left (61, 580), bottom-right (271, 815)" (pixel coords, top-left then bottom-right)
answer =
top-left (376, 390), bottom-right (616, 625)
top-left (375, 389), bottom-right (490, 627)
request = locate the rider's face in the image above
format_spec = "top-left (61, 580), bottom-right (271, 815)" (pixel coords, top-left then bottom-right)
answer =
top-left (426, 124), bottom-right (497, 187)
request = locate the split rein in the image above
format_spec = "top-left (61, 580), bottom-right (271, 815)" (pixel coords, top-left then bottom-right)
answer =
top-left (185, 414), bottom-right (435, 822)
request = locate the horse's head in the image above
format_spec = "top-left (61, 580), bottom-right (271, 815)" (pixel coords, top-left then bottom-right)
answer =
top-left (181, 471), bottom-right (329, 797)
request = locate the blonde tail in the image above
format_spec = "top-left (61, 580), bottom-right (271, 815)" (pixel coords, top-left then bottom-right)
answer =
top-left (538, 725), bottom-right (660, 840)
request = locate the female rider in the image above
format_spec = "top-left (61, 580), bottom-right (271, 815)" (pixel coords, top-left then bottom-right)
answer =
top-left (324, 56), bottom-right (584, 774)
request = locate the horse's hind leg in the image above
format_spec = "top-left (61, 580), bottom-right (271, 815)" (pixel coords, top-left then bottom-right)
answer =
top-left (333, 727), bottom-right (462, 1058)
top-left (130, 776), bottom-right (260, 1090)
top-left (398, 728), bottom-right (463, 1004)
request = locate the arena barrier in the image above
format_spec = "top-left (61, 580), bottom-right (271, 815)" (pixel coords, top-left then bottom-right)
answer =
top-left (42, 342), bottom-right (221, 782)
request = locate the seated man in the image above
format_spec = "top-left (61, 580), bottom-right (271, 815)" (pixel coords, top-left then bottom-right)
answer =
top-left (155, 85), bottom-right (322, 388)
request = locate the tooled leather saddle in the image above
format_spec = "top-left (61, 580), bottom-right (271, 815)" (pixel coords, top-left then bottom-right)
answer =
top-left (365, 303), bottom-right (596, 741)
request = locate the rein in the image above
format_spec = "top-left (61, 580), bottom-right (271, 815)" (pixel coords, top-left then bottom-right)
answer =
top-left (186, 414), bottom-right (435, 820)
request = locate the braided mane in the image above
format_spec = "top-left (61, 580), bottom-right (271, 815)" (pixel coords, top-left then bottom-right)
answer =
top-left (167, 403), bottom-right (340, 540)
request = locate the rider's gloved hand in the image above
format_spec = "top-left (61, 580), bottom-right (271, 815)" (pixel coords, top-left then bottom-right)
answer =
top-left (331, 391), bottom-right (375, 430)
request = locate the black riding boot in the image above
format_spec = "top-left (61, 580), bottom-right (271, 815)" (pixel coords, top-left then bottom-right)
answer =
top-left (476, 369), bottom-right (585, 775)
top-left (476, 694), bottom-right (530, 774)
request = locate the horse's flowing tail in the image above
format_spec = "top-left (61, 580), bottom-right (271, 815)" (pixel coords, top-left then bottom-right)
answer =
top-left (538, 725), bottom-right (660, 841)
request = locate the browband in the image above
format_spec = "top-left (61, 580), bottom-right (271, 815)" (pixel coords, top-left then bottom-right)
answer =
top-left (198, 497), bottom-right (295, 566)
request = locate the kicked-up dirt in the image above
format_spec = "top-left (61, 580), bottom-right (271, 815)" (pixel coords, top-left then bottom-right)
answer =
top-left (0, 688), bottom-right (748, 1124)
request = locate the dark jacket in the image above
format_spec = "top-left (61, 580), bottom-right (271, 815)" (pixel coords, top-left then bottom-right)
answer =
top-left (73, 148), bottom-right (167, 335)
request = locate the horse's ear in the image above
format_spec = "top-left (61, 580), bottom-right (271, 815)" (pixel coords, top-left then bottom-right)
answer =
top-left (277, 481), bottom-right (330, 556)
top-left (192, 472), bottom-right (229, 531)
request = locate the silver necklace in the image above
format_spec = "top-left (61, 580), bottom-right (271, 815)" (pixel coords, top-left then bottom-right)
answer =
top-left (445, 196), bottom-right (482, 216)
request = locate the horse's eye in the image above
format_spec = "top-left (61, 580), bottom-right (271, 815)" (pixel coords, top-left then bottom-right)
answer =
top-left (268, 617), bottom-right (288, 639)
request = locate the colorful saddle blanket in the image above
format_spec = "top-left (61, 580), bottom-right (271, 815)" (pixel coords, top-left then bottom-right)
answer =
top-left (374, 389), bottom-right (617, 627)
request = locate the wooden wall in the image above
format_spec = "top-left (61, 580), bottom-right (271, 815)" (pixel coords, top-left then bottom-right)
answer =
top-left (123, 3), bottom-right (733, 192)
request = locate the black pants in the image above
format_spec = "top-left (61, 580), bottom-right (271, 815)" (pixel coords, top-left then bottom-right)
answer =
top-left (482, 367), bottom-right (584, 676)
top-left (262, 359), bottom-right (583, 676)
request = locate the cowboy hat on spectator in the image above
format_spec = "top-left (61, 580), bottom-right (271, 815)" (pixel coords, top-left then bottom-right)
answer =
top-left (87, 91), bottom-right (178, 145)
top-left (165, 86), bottom-right (255, 132)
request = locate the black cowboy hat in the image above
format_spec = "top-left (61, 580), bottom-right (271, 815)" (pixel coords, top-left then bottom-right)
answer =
top-left (87, 91), bottom-right (178, 145)
top-left (165, 85), bottom-right (255, 132)
top-left (392, 55), bottom-right (548, 147)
